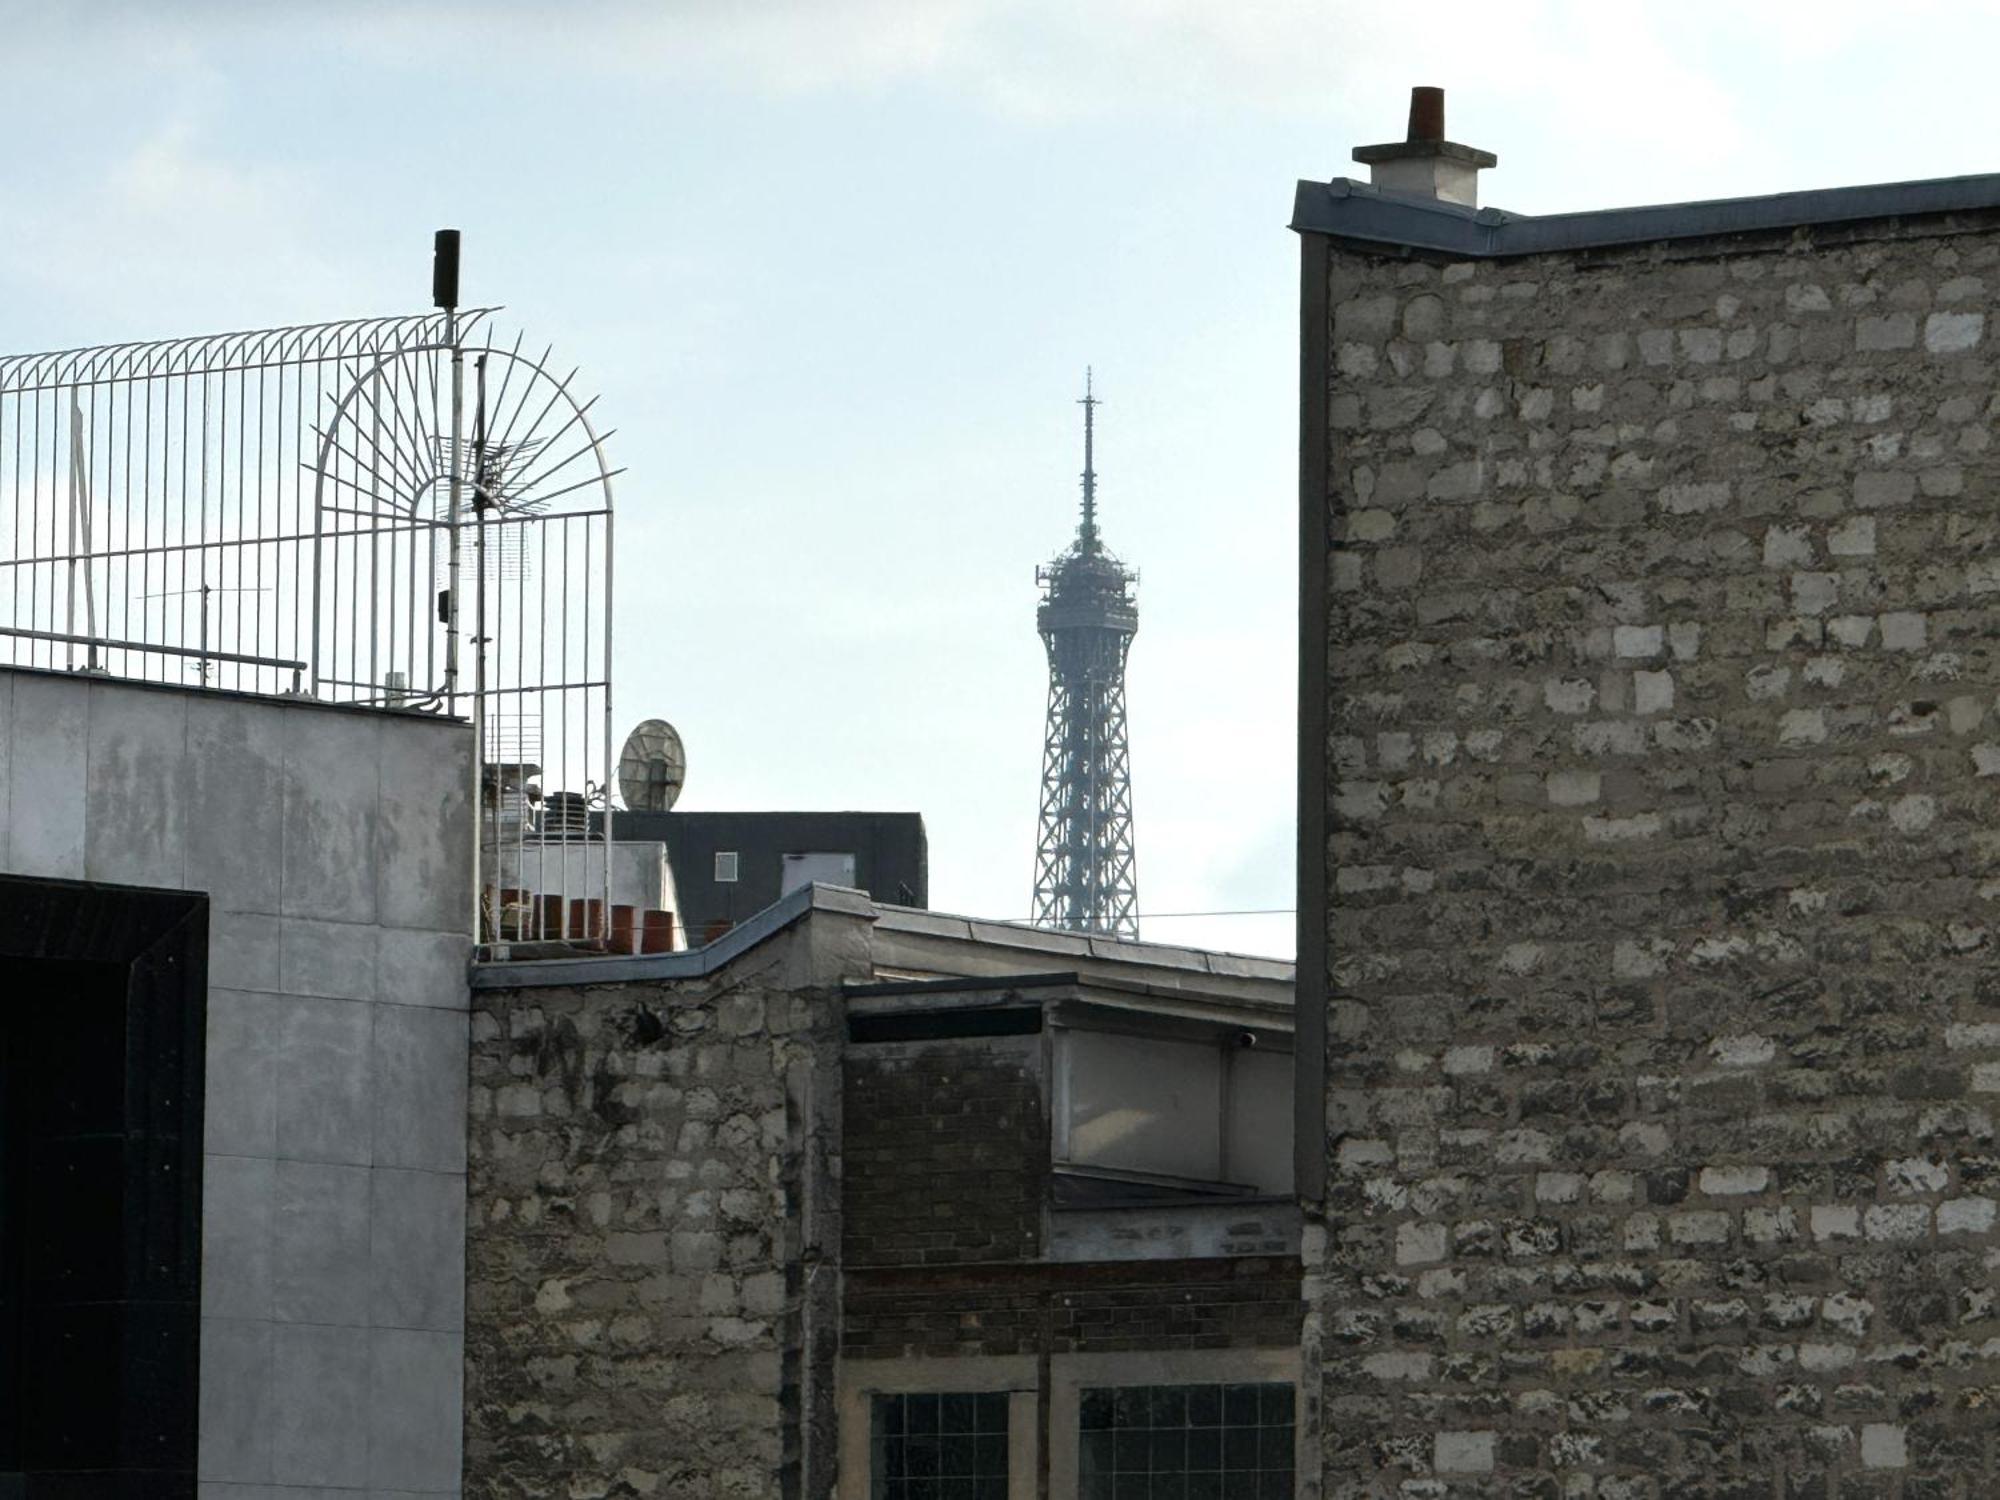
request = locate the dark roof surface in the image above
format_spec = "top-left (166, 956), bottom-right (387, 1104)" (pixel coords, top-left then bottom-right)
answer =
top-left (1291, 171), bottom-right (2000, 258)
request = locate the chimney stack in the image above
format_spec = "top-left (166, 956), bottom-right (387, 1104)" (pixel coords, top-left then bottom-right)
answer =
top-left (1351, 87), bottom-right (1497, 208)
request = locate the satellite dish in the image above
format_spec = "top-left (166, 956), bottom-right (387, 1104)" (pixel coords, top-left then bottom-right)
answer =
top-left (618, 719), bottom-right (687, 812)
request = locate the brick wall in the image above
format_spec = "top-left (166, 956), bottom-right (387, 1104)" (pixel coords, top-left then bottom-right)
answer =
top-left (842, 1035), bottom-right (1047, 1267)
top-left (845, 1259), bottom-right (1301, 1360)
top-left (1313, 214), bottom-right (2000, 1493)
top-left (464, 926), bottom-right (849, 1500)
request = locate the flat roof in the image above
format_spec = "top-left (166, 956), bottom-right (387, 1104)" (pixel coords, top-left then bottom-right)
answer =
top-left (1291, 170), bottom-right (2000, 258)
top-left (472, 880), bottom-right (1293, 1001)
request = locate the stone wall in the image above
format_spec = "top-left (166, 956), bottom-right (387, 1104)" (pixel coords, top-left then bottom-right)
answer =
top-left (1313, 216), bottom-right (2000, 1493)
top-left (464, 916), bottom-right (859, 1500)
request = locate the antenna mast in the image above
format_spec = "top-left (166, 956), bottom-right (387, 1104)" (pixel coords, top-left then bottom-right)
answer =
top-left (1079, 367), bottom-right (1099, 550)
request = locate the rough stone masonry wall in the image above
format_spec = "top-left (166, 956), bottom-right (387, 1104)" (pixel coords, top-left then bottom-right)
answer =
top-left (1316, 217), bottom-right (2000, 1496)
top-left (464, 922), bottom-right (853, 1500)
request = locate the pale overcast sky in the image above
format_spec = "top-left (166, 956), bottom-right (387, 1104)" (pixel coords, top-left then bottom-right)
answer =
top-left (7, 1), bottom-right (2000, 957)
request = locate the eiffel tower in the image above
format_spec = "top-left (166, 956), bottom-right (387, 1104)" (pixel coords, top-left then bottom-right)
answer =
top-left (1031, 371), bottom-right (1139, 937)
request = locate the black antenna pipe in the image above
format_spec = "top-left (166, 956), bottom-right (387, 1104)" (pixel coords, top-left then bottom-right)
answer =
top-left (432, 229), bottom-right (461, 310)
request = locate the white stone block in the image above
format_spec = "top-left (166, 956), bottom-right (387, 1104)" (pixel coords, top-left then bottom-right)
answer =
top-left (1613, 624), bottom-right (1665, 658)
top-left (1536, 1172), bottom-right (1584, 1204)
top-left (1880, 611), bottom-right (1928, 652)
top-left (1582, 812), bottom-right (1663, 842)
top-left (1434, 1431), bottom-right (1494, 1474)
top-left (1778, 709), bottom-right (1827, 747)
top-left (1862, 1203), bottom-right (1931, 1242)
top-left (1860, 1423), bottom-right (1907, 1470)
top-left (1854, 471), bottom-right (1916, 507)
top-left (1361, 1351), bottom-right (1431, 1381)
top-left (1763, 525), bottom-right (1814, 567)
top-left (1669, 1211), bottom-right (1732, 1246)
top-left (1700, 1165), bottom-right (1769, 1196)
top-left (1810, 1205), bottom-right (1860, 1242)
top-left (1544, 677), bottom-right (1595, 714)
top-left (1658, 483), bottom-right (1730, 515)
top-left (1827, 515), bottom-right (1876, 556)
top-left (1925, 311), bottom-right (1984, 353)
top-left (1547, 769), bottom-right (1601, 806)
top-left (1939, 1196), bottom-right (1997, 1235)
top-left (1710, 1034), bottom-right (1776, 1068)
top-left (1633, 670), bottom-right (1674, 715)
top-left (1396, 1221), bottom-right (1448, 1266)
top-left (1889, 794), bottom-right (1936, 834)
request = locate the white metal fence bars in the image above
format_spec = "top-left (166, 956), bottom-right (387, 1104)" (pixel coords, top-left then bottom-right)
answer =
top-left (0, 305), bottom-right (618, 945)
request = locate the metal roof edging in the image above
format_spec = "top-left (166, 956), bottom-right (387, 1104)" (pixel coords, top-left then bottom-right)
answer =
top-left (1290, 171), bottom-right (2000, 258)
top-left (470, 880), bottom-right (877, 990)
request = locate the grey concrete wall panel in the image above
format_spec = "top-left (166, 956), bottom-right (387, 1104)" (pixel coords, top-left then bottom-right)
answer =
top-left (209, 910), bottom-right (282, 992)
top-left (372, 1005), bottom-right (469, 1173)
top-left (376, 718), bottom-right (473, 932)
top-left (369, 1328), bottom-right (463, 1491)
top-left (271, 1322), bottom-right (372, 1488)
top-left (272, 1160), bottom-right (372, 1325)
top-left (370, 1168), bottom-right (466, 1332)
top-left (279, 705), bottom-right (381, 925)
top-left (197, 1317), bottom-right (275, 1484)
top-left (205, 989), bottom-right (279, 1157)
top-left (280, 914), bottom-right (377, 1001)
top-left (202, 1153), bottom-right (276, 1322)
top-left (274, 996), bottom-right (375, 1165)
top-left (83, 681), bottom-right (189, 888)
top-left (0, 667), bottom-right (475, 1498)
top-left (378, 927), bottom-right (472, 1010)
top-left (185, 693), bottom-right (286, 915)
top-left (7, 671), bottom-right (87, 878)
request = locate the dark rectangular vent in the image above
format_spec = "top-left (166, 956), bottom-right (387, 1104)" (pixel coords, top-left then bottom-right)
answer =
top-left (848, 1007), bottom-right (1043, 1044)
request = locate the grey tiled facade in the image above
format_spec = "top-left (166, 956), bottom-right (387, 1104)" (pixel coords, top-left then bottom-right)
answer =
top-left (0, 666), bottom-right (473, 1499)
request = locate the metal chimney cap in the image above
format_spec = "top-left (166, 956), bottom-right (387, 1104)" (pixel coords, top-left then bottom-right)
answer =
top-left (1408, 85), bottom-right (1445, 143)
top-left (1352, 86), bottom-right (1497, 170)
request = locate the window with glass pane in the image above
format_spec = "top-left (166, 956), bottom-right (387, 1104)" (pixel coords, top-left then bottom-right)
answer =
top-left (1078, 1382), bottom-right (1293, 1500)
top-left (872, 1391), bottom-right (1010, 1500)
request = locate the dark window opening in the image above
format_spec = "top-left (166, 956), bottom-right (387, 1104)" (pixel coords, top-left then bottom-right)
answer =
top-left (1078, 1382), bottom-right (1293, 1500)
top-left (871, 1390), bottom-right (1010, 1500)
top-left (0, 876), bottom-right (206, 1500)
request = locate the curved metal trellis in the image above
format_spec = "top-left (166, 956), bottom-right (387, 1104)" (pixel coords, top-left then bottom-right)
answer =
top-left (0, 308), bottom-right (618, 943)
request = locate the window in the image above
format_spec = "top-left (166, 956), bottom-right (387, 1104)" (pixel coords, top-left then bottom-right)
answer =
top-left (1077, 1383), bottom-right (1293, 1500)
top-left (1054, 1029), bottom-right (1293, 1194)
top-left (872, 1391), bottom-right (1010, 1500)
top-left (714, 851), bottom-right (740, 883)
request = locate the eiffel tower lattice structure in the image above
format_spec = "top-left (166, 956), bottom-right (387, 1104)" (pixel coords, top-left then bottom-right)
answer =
top-left (1031, 370), bottom-right (1140, 938)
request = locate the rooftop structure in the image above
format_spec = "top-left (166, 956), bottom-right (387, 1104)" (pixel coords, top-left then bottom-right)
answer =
top-left (606, 806), bottom-right (928, 945)
top-left (467, 881), bottom-right (1298, 1499)
top-left (0, 235), bottom-right (618, 946)
top-left (1032, 373), bottom-right (1141, 938)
